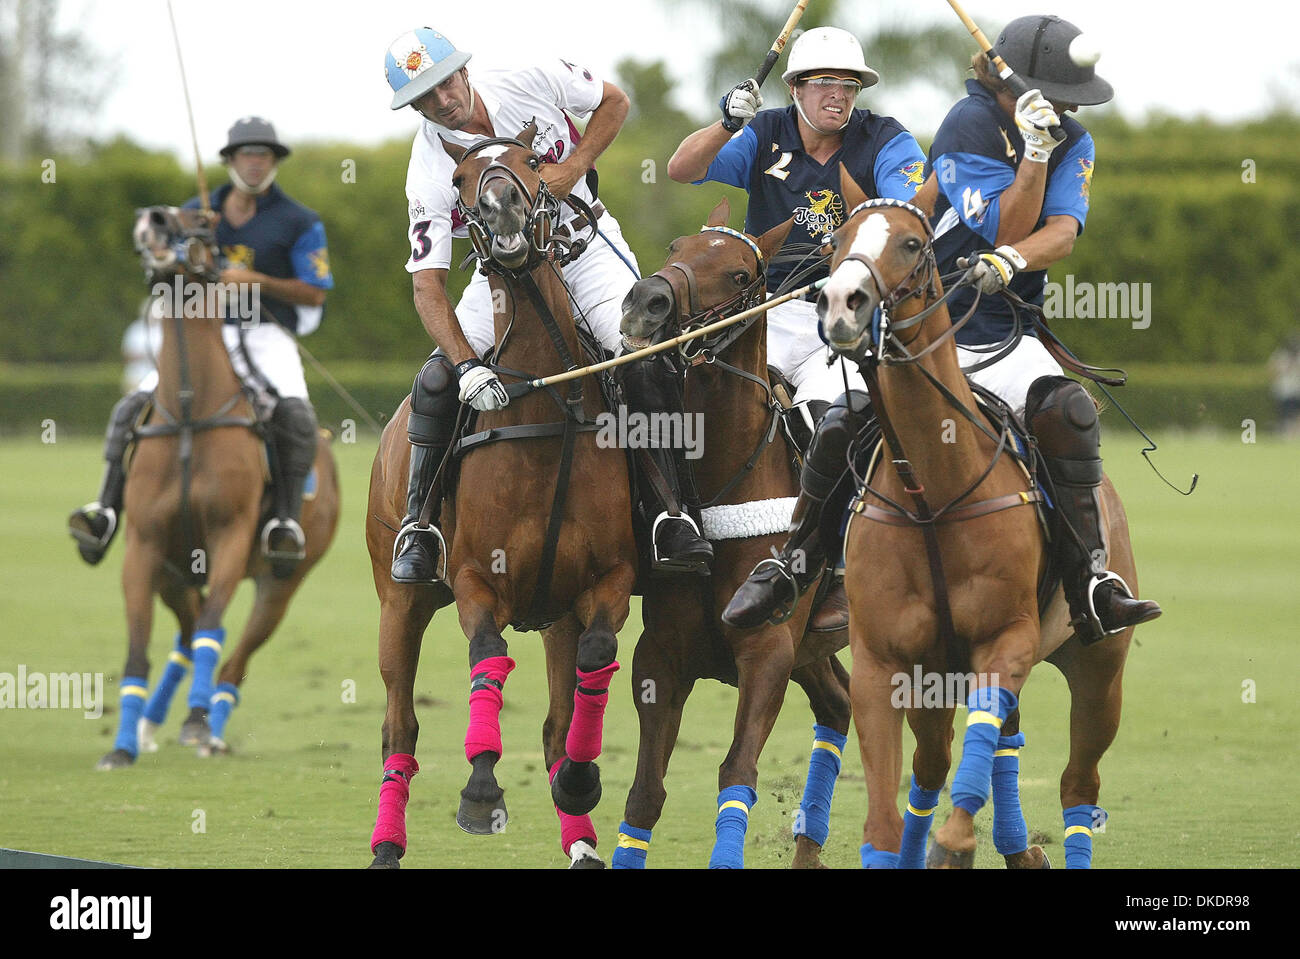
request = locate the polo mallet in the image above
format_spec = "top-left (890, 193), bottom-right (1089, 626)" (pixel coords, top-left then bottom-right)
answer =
top-left (754, 0), bottom-right (811, 86)
top-left (166, 0), bottom-right (211, 212)
top-left (944, 0), bottom-right (1065, 143)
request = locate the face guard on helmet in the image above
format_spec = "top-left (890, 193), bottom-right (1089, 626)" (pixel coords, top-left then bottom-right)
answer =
top-left (781, 27), bottom-right (880, 134)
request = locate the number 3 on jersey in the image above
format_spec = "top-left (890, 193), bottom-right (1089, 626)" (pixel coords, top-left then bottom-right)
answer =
top-left (411, 219), bottom-right (432, 261)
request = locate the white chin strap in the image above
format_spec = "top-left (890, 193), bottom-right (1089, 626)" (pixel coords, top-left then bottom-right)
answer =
top-left (228, 164), bottom-right (278, 195)
top-left (793, 90), bottom-right (852, 135)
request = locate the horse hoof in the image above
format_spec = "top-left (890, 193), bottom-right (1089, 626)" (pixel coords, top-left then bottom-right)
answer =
top-left (1005, 844), bottom-right (1051, 869)
top-left (551, 758), bottom-right (601, 816)
top-left (95, 748), bottom-right (136, 770)
top-left (179, 710), bottom-right (210, 747)
top-left (137, 718), bottom-right (160, 753)
top-left (457, 793), bottom-right (508, 835)
top-left (197, 737), bottom-right (230, 758)
top-left (368, 841), bottom-right (403, 869)
top-left (926, 839), bottom-right (975, 869)
top-left (568, 841), bottom-right (605, 869)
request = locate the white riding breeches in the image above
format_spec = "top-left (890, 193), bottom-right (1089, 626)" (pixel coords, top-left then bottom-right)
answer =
top-left (765, 298), bottom-right (868, 406)
top-left (135, 322), bottom-right (309, 403)
top-left (957, 335), bottom-right (1064, 418)
top-left (454, 211), bottom-right (640, 360)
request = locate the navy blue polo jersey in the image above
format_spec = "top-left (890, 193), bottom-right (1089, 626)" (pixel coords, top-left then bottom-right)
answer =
top-left (926, 80), bottom-right (1095, 345)
top-left (183, 182), bottom-right (333, 333)
top-left (698, 105), bottom-right (926, 293)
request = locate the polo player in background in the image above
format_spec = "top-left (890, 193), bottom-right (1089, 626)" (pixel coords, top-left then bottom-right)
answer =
top-left (68, 117), bottom-right (333, 578)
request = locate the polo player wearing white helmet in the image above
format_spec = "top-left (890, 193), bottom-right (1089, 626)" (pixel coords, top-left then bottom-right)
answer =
top-left (669, 26), bottom-right (927, 632)
top-left (384, 27), bottom-right (714, 592)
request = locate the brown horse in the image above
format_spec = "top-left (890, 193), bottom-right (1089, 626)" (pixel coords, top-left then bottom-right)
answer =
top-left (612, 198), bottom-right (853, 869)
top-left (365, 123), bottom-right (636, 868)
top-left (818, 192), bottom-right (1141, 868)
top-left (97, 206), bottom-right (339, 769)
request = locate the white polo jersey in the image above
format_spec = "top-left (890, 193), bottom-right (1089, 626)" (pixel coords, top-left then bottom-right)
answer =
top-left (404, 59), bottom-right (605, 273)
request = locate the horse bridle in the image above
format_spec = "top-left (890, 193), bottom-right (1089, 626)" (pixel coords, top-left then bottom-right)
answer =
top-left (133, 206), bottom-right (221, 285)
top-left (453, 136), bottom-right (597, 275)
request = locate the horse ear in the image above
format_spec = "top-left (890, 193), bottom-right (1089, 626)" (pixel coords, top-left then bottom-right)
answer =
top-left (753, 217), bottom-right (794, 264)
top-left (911, 172), bottom-right (939, 218)
top-left (839, 162), bottom-right (868, 212)
top-left (518, 118), bottom-right (539, 149)
top-left (440, 135), bottom-right (467, 165)
top-left (705, 196), bottom-right (730, 228)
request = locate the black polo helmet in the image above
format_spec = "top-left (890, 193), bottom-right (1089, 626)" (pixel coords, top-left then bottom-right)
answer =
top-left (993, 15), bottom-right (1113, 106)
top-left (219, 116), bottom-right (291, 159)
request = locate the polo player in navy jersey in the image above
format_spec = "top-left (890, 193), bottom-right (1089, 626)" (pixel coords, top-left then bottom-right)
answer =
top-left (69, 117), bottom-right (333, 578)
top-left (669, 26), bottom-right (927, 631)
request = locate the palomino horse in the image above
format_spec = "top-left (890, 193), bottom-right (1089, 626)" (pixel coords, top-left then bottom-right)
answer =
top-left (613, 199), bottom-right (852, 869)
top-left (818, 193), bottom-right (1141, 868)
top-left (365, 122), bottom-right (636, 868)
top-left (97, 206), bottom-right (339, 769)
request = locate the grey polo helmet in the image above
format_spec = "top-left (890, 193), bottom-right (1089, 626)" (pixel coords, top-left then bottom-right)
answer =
top-left (220, 116), bottom-right (290, 158)
top-left (993, 15), bottom-right (1113, 106)
top-left (386, 28), bottom-right (472, 110)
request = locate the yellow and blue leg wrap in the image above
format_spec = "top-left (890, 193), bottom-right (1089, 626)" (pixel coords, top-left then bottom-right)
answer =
top-left (1063, 804), bottom-right (1105, 869)
top-left (899, 775), bottom-right (941, 868)
top-left (186, 628), bottom-right (225, 711)
top-left (143, 633), bottom-right (191, 725)
top-left (860, 842), bottom-right (900, 868)
top-left (794, 724), bottom-right (847, 847)
top-left (610, 821), bottom-right (652, 870)
top-left (208, 682), bottom-right (240, 741)
top-left (951, 686), bottom-right (1018, 816)
top-left (992, 731), bottom-right (1028, 855)
top-left (113, 676), bottom-right (148, 756)
top-left (709, 785), bottom-right (757, 869)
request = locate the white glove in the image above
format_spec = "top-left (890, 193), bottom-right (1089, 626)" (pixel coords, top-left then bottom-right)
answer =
top-left (719, 79), bottom-right (763, 132)
top-left (1014, 89), bottom-right (1062, 163)
top-left (456, 361), bottom-right (510, 412)
top-left (958, 245), bottom-right (1027, 295)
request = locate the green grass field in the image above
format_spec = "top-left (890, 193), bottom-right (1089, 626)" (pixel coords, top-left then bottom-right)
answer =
top-left (1, 429), bottom-right (1297, 868)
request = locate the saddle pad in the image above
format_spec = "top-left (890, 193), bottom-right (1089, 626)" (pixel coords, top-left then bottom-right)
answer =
top-left (700, 497), bottom-right (796, 541)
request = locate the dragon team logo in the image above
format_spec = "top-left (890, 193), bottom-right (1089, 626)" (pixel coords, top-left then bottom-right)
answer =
top-left (899, 159), bottom-right (925, 190)
top-left (1077, 157), bottom-right (1094, 203)
top-left (222, 244), bottom-right (254, 270)
top-left (309, 248), bottom-right (330, 281)
top-left (793, 189), bottom-right (844, 237)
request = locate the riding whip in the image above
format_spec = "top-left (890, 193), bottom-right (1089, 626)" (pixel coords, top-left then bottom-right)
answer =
top-left (166, 0), bottom-right (211, 212)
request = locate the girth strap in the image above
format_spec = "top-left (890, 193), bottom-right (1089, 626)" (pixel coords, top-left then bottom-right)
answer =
top-left (856, 489), bottom-right (1044, 526)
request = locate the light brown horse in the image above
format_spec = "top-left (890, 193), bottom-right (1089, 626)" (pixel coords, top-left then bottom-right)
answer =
top-left (614, 199), bottom-right (853, 869)
top-left (818, 192), bottom-right (1140, 868)
top-left (97, 206), bottom-right (339, 770)
top-left (365, 124), bottom-right (636, 868)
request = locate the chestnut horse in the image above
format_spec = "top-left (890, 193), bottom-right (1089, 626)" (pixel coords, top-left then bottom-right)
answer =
top-left (819, 194), bottom-right (1142, 868)
top-left (613, 199), bottom-right (853, 869)
top-left (98, 206), bottom-right (339, 770)
top-left (365, 123), bottom-right (636, 868)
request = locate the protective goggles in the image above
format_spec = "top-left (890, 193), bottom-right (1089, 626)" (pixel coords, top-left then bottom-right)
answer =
top-left (798, 75), bottom-right (863, 94)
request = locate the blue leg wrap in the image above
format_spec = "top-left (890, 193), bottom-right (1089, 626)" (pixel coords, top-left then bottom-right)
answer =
top-left (992, 731), bottom-right (1029, 855)
top-left (143, 633), bottom-right (190, 725)
top-left (207, 682), bottom-right (241, 741)
top-left (794, 723), bottom-right (847, 847)
top-left (186, 628), bottom-right (226, 710)
top-left (898, 775), bottom-right (941, 869)
top-left (708, 785), bottom-right (757, 869)
top-left (951, 686), bottom-right (1018, 816)
top-left (610, 821), bottom-right (652, 870)
top-left (860, 842), bottom-right (901, 869)
top-left (1063, 804), bottom-right (1104, 869)
top-left (113, 676), bottom-right (149, 756)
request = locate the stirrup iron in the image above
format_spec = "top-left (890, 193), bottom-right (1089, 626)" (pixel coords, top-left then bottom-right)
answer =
top-left (393, 520), bottom-right (449, 585)
top-left (750, 555), bottom-right (802, 627)
top-left (261, 517), bottom-right (306, 560)
top-left (1085, 570), bottom-right (1136, 637)
top-left (69, 503), bottom-right (117, 548)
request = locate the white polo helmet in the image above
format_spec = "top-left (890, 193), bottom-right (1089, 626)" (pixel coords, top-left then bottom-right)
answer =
top-left (780, 27), bottom-right (879, 88)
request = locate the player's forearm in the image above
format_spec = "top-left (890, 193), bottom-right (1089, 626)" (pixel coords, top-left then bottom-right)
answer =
top-left (413, 271), bottom-right (474, 363)
top-left (994, 160), bottom-right (1049, 246)
top-left (567, 83), bottom-right (629, 171)
top-left (1004, 216), bottom-right (1077, 271)
top-left (667, 123), bottom-right (733, 183)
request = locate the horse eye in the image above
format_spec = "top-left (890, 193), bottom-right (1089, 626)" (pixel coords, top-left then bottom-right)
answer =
top-left (527, 156), bottom-right (540, 170)
top-left (733, 272), bottom-right (749, 286)
top-left (906, 238), bottom-right (921, 252)
top-left (452, 176), bottom-right (462, 188)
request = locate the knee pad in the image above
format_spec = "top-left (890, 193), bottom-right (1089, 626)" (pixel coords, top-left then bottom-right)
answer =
top-left (105, 390), bottom-right (152, 460)
top-left (803, 390), bottom-right (872, 497)
top-left (409, 353), bottom-right (458, 446)
top-left (271, 397), bottom-right (318, 441)
top-left (1025, 376), bottom-right (1100, 465)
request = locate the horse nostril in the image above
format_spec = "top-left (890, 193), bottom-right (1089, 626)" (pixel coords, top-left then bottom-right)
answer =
top-left (506, 185), bottom-right (521, 206)
top-left (847, 291), bottom-right (865, 312)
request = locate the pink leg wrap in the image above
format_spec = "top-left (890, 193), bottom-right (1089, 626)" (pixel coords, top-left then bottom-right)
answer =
top-left (370, 753), bottom-right (419, 855)
top-left (550, 759), bottom-right (597, 854)
top-left (565, 661), bottom-right (619, 763)
top-left (464, 655), bottom-right (516, 762)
